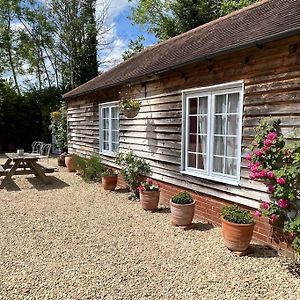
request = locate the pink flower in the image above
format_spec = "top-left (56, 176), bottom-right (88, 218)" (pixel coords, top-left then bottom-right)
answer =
top-left (266, 171), bottom-right (275, 179)
top-left (267, 184), bottom-right (275, 193)
top-left (276, 178), bottom-right (286, 185)
top-left (264, 139), bottom-right (272, 147)
top-left (270, 214), bottom-right (278, 223)
top-left (254, 149), bottom-right (263, 157)
top-left (259, 170), bottom-right (267, 178)
top-left (146, 178), bottom-right (153, 184)
top-left (254, 210), bottom-right (261, 217)
top-left (245, 153), bottom-right (252, 161)
top-left (262, 146), bottom-right (269, 152)
top-left (137, 186), bottom-right (145, 192)
top-left (249, 172), bottom-right (256, 180)
top-left (277, 199), bottom-right (289, 209)
top-left (261, 201), bottom-right (270, 210)
top-left (250, 164), bottom-right (259, 172)
top-left (267, 132), bottom-right (277, 141)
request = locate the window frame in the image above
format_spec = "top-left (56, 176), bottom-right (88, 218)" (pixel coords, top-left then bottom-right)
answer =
top-left (181, 81), bottom-right (244, 186)
top-left (99, 101), bottom-right (119, 157)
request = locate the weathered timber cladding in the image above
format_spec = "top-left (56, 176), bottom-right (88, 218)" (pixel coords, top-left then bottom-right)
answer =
top-left (67, 35), bottom-right (300, 208)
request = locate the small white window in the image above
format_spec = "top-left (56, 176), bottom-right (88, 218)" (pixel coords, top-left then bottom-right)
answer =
top-left (182, 81), bottom-right (243, 185)
top-left (99, 102), bottom-right (119, 155)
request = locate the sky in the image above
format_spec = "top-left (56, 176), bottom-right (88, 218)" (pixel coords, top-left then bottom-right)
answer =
top-left (98, 0), bottom-right (157, 70)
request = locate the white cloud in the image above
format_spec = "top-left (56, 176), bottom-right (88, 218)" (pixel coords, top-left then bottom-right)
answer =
top-left (96, 0), bottom-right (130, 23)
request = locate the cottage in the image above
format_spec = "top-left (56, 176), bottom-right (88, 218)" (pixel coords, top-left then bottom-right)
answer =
top-left (64, 0), bottom-right (300, 254)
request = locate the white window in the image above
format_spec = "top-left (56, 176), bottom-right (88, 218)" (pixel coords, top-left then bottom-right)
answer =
top-left (182, 81), bottom-right (243, 185)
top-left (99, 102), bottom-right (119, 155)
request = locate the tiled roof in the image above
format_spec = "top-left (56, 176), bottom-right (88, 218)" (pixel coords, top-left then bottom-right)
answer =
top-left (64, 0), bottom-right (300, 99)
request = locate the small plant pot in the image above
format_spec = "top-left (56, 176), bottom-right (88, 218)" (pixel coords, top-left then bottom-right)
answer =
top-left (170, 200), bottom-right (195, 226)
top-left (65, 155), bottom-right (75, 172)
top-left (140, 190), bottom-right (160, 212)
top-left (102, 175), bottom-right (118, 191)
top-left (221, 217), bottom-right (255, 252)
top-left (123, 107), bottom-right (139, 118)
top-left (58, 153), bottom-right (66, 167)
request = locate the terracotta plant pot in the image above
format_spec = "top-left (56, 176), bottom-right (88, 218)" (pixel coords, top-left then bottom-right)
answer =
top-left (140, 190), bottom-right (160, 211)
top-left (170, 200), bottom-right (195, 226)
top-left (65, 155), bottom-right (75, 172)
top-left (221, 217), bottom-right (255, 252)
top-left (102, 175), bottom-right (118, 191)
top-left (123, 107), bottom-right (139, 118)
top-left (58, 152), bottom-right (66, 167)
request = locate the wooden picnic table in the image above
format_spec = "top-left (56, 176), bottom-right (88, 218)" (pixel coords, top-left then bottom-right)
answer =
top-left (0, 153), bottom-right (56, 189)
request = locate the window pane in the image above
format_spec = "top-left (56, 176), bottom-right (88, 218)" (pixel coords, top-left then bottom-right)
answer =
top-left (197, 154), bottom-right (206, 170)
top-left (189, 98), bottom-right (197, 114)
top-left (189, 116), bottom-right (197, 134)
top-left (111, 107), bottom-right (118, 118)
top-left (215, 95), bottom-right (226, 113)
top-left (214, 115), bottom-right (226, 134)
top-left (189, 134), bottom-right (196, 152)
top-left (214, 136), bottom-right (225, 156)
top-left (102, 107), bottom-right (109, 118)
top-left (103, 130), bottom-right (109, 141)
top-left (103, 141), bottom-right (109, 151)
top-left (213, 156), bottom-right (224, 173)
top-left (188, 153), bottom-right (196, 168)
top-left (198, 135), bottom-right (206, 154)
top-left (226, 137), bottom-right (238, 158)
top-left (227, 115), bottom-right (238, 135)
top-left (225, 158), bottom-right (237, 176)
top-left (112, 130), bottom-right (118, 142)
top-left (228, 93), bottom-right (239, 113)
top-left (198, 116), bottom-right (207, 133)
top-left (112, 118), bottom-right (119, 130)
top-left (102, 118), bottom-right (109, 130)
top-left (199, 97), bottom-right (208, 114)
top-left (112, 142), bottom-right (119, 152)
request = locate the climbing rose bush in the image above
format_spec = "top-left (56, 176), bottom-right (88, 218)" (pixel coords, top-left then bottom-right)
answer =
top-left (246, 118), bottom-right (300, 255)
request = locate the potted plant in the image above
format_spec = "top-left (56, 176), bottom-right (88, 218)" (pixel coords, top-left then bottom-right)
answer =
top-left (102, 167), bottom-right (118, 191)
top-left (221, 205), bottom-right (255, 252)
top-left (119, 98), bottom-right (141, 118)
top-left (65, 154), bottom-right (75, 172)
top-left (138, 178), bottom-right (160, 212)
top-left (73, 154), bottom-right (87, 176)
top-left (170, 192), bottom-right (195, 226)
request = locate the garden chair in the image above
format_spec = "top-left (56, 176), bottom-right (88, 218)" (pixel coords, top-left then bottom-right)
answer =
top-left (31, 141), bottom-right (43, 154)
top-left (38, 143), bottom-right (52, 163)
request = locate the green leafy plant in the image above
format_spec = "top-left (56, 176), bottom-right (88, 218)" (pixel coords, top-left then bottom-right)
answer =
top-left (82, 155), bottom-right (104, 182)
top-left (115, 151), bottom-right (150, 198)
top-left (50, 102), bottom-right (67, 152)
top-left (246, 117), bottom-right (300, 255)
top-left (119, 98), bottom-right (141, 111)
top-left (102, 167), bottom-right (118, 176)
top-left (171, 192), bottom-right (193, 205)
top-left (221, 206), bottom-right (255, 225)
top-left (138, 178), bottom-right (159, 192)
top-left (73, 154), bottom-right (87, 175)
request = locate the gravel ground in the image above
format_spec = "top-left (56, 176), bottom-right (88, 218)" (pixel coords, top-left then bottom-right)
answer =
top-left (0, 157), bottom-right (300, 300)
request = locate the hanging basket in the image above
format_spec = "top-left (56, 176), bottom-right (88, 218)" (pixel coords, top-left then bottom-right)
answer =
top-left (122, 107), bottom-right (140, 118)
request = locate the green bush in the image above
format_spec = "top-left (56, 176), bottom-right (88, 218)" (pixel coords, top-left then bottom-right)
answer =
top-left (81, 155), bottom-right (104, 182)
top-left (73, 154), bottom-right (87, 175)
top-left (171, 192), bottom-right (193, 204)
top-left (221, 206), bottom-right (255, 224)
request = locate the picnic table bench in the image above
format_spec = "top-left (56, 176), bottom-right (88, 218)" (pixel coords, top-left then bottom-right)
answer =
top-left (0, 153), bottom-right (56, 189)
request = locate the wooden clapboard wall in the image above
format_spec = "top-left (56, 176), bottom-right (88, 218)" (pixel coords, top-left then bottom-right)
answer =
top-left (67, 35), bottom-right (300, 209)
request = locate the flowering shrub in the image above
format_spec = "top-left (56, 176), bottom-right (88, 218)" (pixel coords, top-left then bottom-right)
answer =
top-left (246, 118), bottom-right (300, 255)
top-left (137, 178), bottom-right (159, 193)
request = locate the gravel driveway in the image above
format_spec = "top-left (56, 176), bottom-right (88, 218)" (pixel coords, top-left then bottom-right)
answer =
top-left (0, 158), bottom-right (300, 299)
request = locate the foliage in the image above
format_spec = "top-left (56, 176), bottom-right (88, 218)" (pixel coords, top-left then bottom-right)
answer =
top-left (73, 154), bottom-right (87, 175)
top-left (247, 118), bottom-right (300, 255)
top-left (171, 191), bottom-right (193, 205)
top-left (221, 205), bottom-right (254, 224)
top-left (128, 0), bottom-right (258, 41)
top-left (102, 167), bottom-right (118, 176)
top-left (115, 151), bottom-right (150, 197)
top-left (122, 35), bottom-right (145, 61)
top-left (138, 178), bottom-right (159, 192)
top-left (50, 102), bottom-right (67, 152)
top-left (82, 155), bottom-right (104, 182)
top-left (119, 98), bottom-right (141, 111)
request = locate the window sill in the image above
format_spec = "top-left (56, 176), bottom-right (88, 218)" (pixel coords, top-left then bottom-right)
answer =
top-left (99, 151), bottom-right (118, 158)
top-left (180, 170), bottom-right (240, 186)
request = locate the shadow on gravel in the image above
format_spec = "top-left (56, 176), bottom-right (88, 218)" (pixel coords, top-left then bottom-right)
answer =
top-left (191, 222), bottom-right (214, 231)
top-left (113, 188), bottom-right (130, 194)
top-left (247, 244), bottom-right (278, 258)
top-left (287, 263), bottom-right (300, 277)
top-left (156, 207), bottom-right (171, 214)
top-left (1, 180), bottom-right (21, 191)
top-left (27, 176), bottom-right (69, 191)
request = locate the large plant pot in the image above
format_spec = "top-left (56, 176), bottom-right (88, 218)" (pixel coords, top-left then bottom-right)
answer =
top-left (58, 152), bottom-right (66, 167)
top-left (123, 107), bottom-right (139, 118)
top-left (102, 175), bottom-right (118, 191)
top-left (221, 217), bottom-right (255, 252)
top-left (65, 155), bottom-right (75, 172)
top-left (140, 191), bottom-right (160, 211)
top-left (170, 200), bottom-right (195, 226)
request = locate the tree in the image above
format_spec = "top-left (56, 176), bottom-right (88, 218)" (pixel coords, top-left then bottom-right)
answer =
top-left (129, 0), bottom-right (259, 41)
top-left (122, 35), bottom-right (145, 61)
